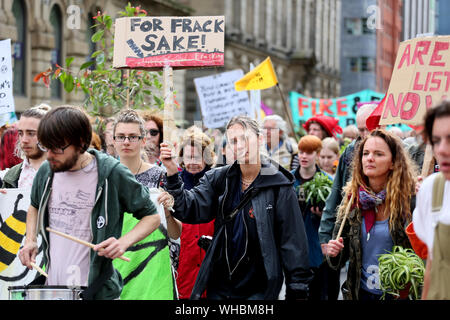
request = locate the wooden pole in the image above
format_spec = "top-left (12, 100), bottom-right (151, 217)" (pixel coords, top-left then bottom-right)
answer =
top-left (335, 193), bottom-right (354, 241)
top-left (126, 69), bottom-right (130, 109)
top-left (276, 83), bottom-right (297, 139)
top-left (162, 65), bottom-right (177, 146)
top-left (421, 144), bottom-right (435, 178)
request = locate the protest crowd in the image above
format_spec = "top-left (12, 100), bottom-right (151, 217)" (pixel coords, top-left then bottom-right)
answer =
top-left (0, 95), bottom-right (448, 301)
top-left (0, 10), bottom-right (450, 303)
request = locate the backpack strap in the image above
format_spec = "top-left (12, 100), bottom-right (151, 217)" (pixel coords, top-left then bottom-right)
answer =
top-left (286, 140), bottom-right (293, 154)
top-left (432, 172), bottom-right (446, 212)
top-left (223, 187), bottom-right (260, 223)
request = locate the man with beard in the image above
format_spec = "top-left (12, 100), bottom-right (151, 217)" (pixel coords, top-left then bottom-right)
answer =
top-left (1, 104), bottom-right (51, 189)
top-left (18, 105), bottom-right (161, 300)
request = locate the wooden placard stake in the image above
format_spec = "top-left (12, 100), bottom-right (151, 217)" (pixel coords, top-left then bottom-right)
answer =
top-left (162, 65), bottom-right (177, 148)
top-left (421, 143), bottom-right (435, 178)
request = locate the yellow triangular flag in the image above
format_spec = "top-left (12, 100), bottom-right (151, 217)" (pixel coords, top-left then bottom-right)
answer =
top-left (235, 57), bottom-right (278, 91)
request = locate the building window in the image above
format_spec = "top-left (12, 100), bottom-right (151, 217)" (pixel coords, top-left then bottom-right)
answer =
top-left (361, 18), bottom-right (375, 34)
top-left (345, 18), bottom-right (375, 35)
top-left (50, 5), bottom-right (63, 99)
top-left (349, 57), bottom-right (359, 72)
top-left (345, 18), bottom-right (361, 35)
top-left (361, 57), bottom-right (375, 71)
top-left (12, 0), bottom-right (26, 96)
top-left (349, 57), bottom-right (375, 72)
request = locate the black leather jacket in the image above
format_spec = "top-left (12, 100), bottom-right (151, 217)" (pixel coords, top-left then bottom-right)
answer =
top-left (166, 158), bottom-right (312, 299)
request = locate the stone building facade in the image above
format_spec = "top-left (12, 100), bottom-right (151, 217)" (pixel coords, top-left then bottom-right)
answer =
top-left (1, 0), bottom-right (341, 131)
top-left (182, 0), bottom-right (342, 127)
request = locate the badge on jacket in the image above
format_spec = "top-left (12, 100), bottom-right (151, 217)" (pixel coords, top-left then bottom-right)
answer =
top-left (97, 216), bottom-right (105, 229)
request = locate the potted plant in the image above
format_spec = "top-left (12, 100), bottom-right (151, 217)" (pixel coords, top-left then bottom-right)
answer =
top-left (378, 246), bottom-right (425, 300)
top-left (302, 172), bottom-right (333, 211)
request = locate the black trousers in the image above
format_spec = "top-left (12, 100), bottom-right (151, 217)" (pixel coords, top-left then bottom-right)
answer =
top-left (308, 261), bottom-right (341, 300)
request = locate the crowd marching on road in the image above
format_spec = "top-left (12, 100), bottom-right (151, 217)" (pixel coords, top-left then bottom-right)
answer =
top-left (0, 97), bottom-right (449, 301)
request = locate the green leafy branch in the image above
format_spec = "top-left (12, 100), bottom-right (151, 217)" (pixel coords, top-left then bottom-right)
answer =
top-left (33, 2), bottom-right (165, 117)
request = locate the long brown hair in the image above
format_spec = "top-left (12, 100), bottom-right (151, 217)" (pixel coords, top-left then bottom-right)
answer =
top-left (336, 129), bottom-right (417, 231)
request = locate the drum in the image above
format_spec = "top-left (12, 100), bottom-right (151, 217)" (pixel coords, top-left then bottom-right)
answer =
top-left (8, 285), bottom-right (85, 300)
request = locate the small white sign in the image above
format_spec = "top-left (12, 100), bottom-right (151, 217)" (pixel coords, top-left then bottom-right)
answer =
top-left (194, 69), bottom-right (252, 128)
top-left (0, 39), bottom-right (15, 115)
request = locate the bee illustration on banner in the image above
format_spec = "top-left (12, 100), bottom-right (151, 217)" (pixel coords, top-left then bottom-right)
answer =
top-left (0, 189), bottom-right (44, 300)
top-left (0, 193), bottom-right (26, 272)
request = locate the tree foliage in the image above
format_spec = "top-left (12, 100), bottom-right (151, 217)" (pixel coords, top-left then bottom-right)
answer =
top-left (34, 3), bottom-right (166, 117)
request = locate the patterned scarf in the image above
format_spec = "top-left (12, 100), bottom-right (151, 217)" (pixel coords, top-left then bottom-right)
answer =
top-left (358, 186), bottom-right (387, 235)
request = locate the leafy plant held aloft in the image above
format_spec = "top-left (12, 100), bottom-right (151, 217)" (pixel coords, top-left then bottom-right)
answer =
top-left (378, 245), bottom-right (425, 300)
top-left (302, 172), bottom-right (333, 207)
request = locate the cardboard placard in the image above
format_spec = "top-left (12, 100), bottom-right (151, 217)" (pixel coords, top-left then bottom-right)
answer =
top-left (0, 39), bottom-right (15, 115)
top-left (380, 35), bottom-right (450, 126)
top-left (194, 69), bottom-right (252, 129)
top-left (113, 16), bottom-right (225, 70)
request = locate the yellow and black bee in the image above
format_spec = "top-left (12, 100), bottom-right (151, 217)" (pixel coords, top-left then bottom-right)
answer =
top-left (0, 194), bottom-right (27, 272)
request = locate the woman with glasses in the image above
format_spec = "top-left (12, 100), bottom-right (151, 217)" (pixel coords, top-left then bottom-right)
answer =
top-left (112, 109), bottom-right (181, 300)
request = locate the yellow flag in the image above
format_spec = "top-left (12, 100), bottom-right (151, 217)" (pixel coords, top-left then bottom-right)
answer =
top-left (235, 57), bottom-right (278, 91)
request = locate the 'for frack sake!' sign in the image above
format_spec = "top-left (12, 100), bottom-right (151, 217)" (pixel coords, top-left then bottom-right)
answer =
top-left (380, 35), bottom-right (450, 126)
top-left (113, 16), bottom-right (225, 70)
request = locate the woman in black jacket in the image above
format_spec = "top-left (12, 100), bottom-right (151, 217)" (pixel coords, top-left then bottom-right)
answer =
top-left (159, 115), bottom-right (312, 300)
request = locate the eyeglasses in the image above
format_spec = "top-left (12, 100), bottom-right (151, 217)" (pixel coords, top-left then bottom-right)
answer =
top-left (146, 129), bottom-right (160, 137)
top-left (113, 135), bottom-right (144, 142)
top-left (37, 142), bottom-right (71, 154)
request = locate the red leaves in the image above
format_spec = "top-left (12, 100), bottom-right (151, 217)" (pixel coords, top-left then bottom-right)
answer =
top-left (93, 10), bottom-right (102, 20)
top-left (33, 68), bottom-right (53, 88)
top-left (134, 6), bottom-right (147, 16)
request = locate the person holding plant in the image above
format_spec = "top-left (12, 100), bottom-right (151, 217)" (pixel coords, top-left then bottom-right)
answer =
top-left (326, 129), bottom-right (416, 300)
top-left (291, 135), bottom-right (336, 300)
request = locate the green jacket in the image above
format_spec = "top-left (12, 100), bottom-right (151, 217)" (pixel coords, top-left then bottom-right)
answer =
top-left (319, 139), bottom-right (358, 244)
top-left (30, 149), bottom-right (157, 299)
top-left (1, 162), bottom-right (23, 188)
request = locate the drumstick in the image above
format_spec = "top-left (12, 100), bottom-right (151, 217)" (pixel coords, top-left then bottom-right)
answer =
top-left (30, 262), bottom-right (48, 278)
top-left (46, 227), bottom-right (130, 262)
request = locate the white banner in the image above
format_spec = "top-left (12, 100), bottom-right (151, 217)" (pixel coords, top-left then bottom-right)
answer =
top-left (194, 69), bottom-right (251, 128)
top-left (0, 39), bottom-right (15, 115)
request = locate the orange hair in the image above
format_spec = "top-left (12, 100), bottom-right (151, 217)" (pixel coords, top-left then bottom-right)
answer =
top-left (298, 135), bottom-right (322, 153)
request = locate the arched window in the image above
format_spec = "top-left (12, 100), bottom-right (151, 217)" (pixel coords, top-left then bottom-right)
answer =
top-left (12, 0), bottom-right (26, 96)
top-left (50, 5), bottom-right (63, 99)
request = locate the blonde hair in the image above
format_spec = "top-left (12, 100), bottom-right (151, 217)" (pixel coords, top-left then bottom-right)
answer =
top-left (336, 129), bottom-right (417, 231)
top-left (178, 126), bottom-right (215, 168)
top-left (321, 137), bottom-right (339, 155)
top-left (113, 109), bottom-right (146, 136)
